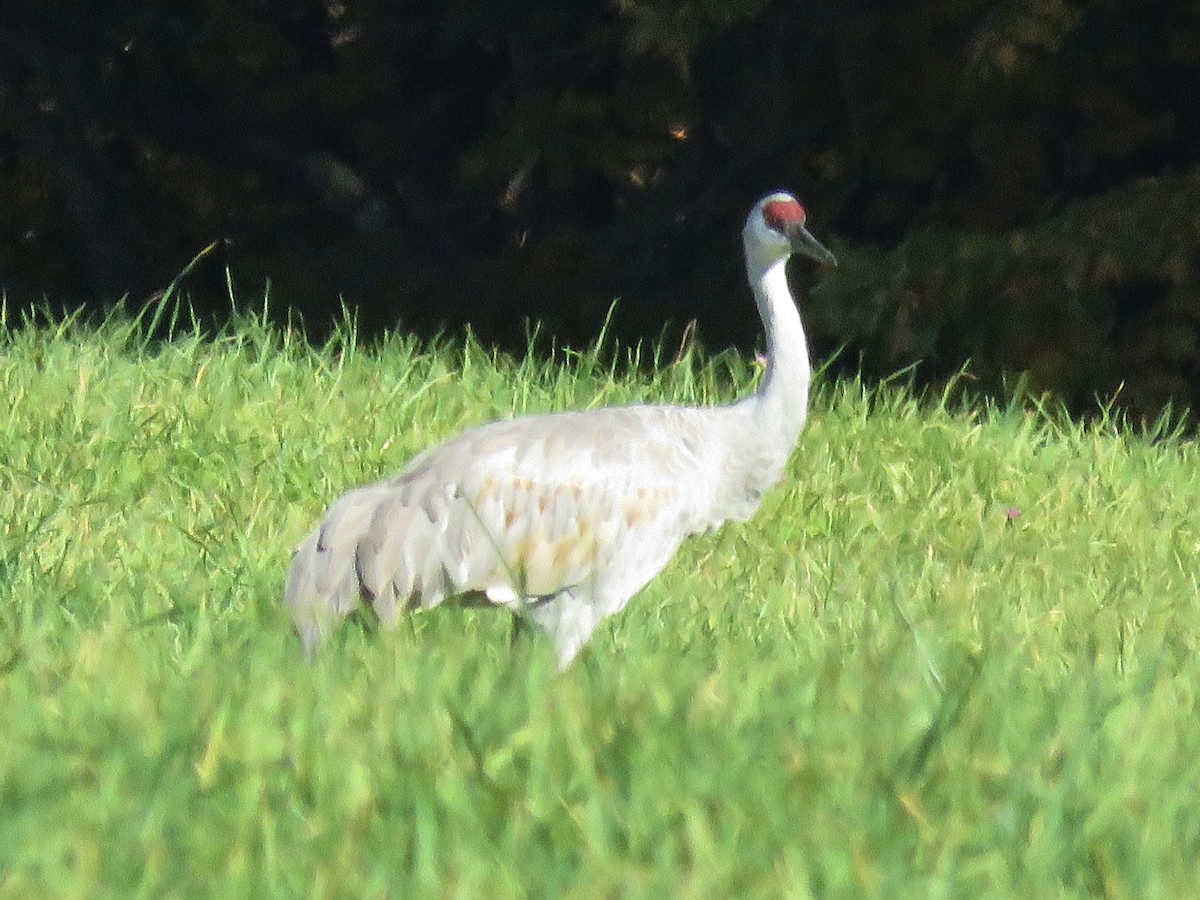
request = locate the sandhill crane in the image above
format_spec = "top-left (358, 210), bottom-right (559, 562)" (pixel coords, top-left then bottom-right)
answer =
top-left (284, 192), bottom-right (836, 669)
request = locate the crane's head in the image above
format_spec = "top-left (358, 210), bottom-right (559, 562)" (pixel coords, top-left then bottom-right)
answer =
top-left (743, 191), bottom-right (837, 272)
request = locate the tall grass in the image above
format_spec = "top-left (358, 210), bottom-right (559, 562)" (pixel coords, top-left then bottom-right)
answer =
top-left (0, 305), bottom-right (1198, 897)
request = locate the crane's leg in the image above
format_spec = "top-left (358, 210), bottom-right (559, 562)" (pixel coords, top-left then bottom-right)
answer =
top-left (508, 608), bottom-right (533, 650)
top-left (526, 588), bottom-right (601, 671)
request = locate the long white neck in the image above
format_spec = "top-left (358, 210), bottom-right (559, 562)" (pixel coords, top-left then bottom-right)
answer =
top-left (679, 241), bottom-right (813, 526)
top-left (746, 254), bottom-right (811, 450)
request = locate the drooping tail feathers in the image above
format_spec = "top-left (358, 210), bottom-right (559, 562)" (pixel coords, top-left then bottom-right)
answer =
top-left (283, 527), bottom-right (348, 655)
top-left (282, 485), bottom-right (382, 655)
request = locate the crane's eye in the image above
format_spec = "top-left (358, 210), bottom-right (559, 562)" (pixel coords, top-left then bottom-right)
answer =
top-left (763, 199), bottom-right (806, 233)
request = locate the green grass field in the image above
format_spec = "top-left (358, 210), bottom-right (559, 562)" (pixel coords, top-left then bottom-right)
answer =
top-left (1, 307), bottom-right (1199, 897)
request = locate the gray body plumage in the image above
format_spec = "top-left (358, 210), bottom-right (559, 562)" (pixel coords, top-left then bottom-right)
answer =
top-left (284, 192), bottom-right (834, 668)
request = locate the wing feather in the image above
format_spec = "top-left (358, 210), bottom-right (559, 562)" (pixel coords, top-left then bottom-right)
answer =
top-left (284, 405), bottom-right (724, 651)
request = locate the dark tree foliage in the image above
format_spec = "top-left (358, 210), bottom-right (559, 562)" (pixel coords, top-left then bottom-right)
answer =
top-left (2, 0), bottom-right (1199, 417)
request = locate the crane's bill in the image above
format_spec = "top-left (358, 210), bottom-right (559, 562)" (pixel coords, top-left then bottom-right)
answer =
top-left (791, 225), bottom-right (837, 267)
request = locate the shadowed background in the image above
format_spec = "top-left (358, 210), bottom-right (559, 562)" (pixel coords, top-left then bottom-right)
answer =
top-left (2, 0), bottom-right (1198, 418)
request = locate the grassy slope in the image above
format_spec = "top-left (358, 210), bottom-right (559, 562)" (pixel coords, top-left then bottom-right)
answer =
top-left (0, 312), bottom-right (1198, 897)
